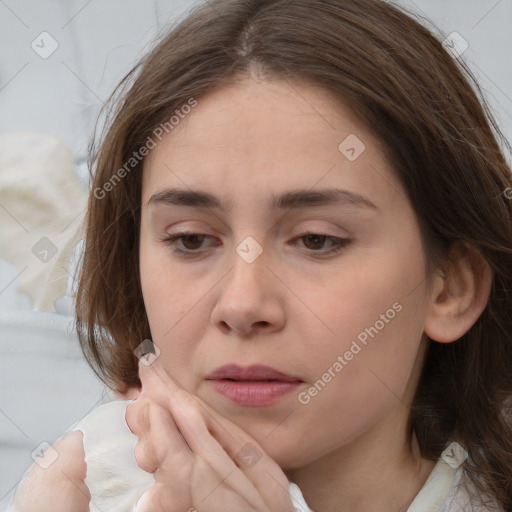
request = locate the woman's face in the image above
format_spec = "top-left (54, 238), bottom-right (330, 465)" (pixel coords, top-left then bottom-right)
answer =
top-left (139, 77), bottom-right (435, 469)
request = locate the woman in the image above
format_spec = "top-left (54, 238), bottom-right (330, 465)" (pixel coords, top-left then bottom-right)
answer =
top-left (12, 0), bottom-right (512, 510)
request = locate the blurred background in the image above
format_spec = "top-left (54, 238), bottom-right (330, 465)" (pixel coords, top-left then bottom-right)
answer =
top-left (0, 0), bottom-right (511, 507)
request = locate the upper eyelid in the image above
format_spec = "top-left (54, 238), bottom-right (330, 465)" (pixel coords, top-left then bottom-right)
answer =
top-left (164, 229), bottom-right (347, 239)
top-left (150, 207), bottom-right (367, 233)
top-left (163, 218), bottom-right (351, 235)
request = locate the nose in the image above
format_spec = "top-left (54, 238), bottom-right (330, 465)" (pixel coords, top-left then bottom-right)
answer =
top-left (210, 243), bottom-right (286, 337)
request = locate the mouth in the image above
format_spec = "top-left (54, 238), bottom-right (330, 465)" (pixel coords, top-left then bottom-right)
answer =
top-left (206, 364), bottom-right (303, 406)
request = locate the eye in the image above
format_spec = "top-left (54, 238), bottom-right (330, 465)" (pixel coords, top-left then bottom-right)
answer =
top-left (160, 231), bottom-right (351, 258)
top-left (160, 232), bottom-right (218, 257)
top-left (294, 233), bottom-right (351, 255)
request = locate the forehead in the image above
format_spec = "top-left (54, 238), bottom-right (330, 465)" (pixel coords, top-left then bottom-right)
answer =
top-left (141, 77), bottom-right (401, 212)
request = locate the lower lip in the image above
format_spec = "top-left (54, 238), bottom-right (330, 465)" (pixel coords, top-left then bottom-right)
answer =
top-left (208, 379), bottom-right (301, 406)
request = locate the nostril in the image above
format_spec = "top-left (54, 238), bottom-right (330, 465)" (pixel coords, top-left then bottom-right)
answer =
top-left (215, 318), bottom-right (272, 335)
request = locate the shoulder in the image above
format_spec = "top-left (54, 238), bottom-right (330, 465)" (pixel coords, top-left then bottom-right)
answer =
top-left (13, 430), bottom-right (90, 512)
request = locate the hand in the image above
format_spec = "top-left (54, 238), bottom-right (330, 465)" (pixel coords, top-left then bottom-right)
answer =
top-left (13, 431), bottom-right (90, 512)
top-left (125, 357), bottom-right (296, 512)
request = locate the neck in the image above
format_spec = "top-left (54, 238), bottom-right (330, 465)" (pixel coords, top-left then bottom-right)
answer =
top-left (285, 416), bottom-right (436, 512)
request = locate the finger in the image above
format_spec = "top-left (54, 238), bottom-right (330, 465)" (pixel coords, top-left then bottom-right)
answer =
top-left (126, 397), bottom-right (194, 473)
top-left (13, 431), bottom-right (91, 512)
top-left (139, 359), bottom-right (291, 508)
top-left (188, 403), bottom-right (293, 509)
top-left (126, 398), bottom-right (158, 473)
top-left (147, 399), bottom-right (195, 471)
top-left (138, 357), bottom-right (220, 424)
top-left (136, 361), bottom-right (194, 454)
top-left (138, 361), bottom-right (242, 477)
top-left (139, 357), bottom-right (282, 474)
top-left (138, 359), bottom-right (230, 458)
top-left (138, 356), bottom-right (184, 401)
top-left (135, 483), bottom-right (189, 512)
top-left (136, 361), bottom-right (286, 508)
top-left (125, 397), bottom-right (150, 438)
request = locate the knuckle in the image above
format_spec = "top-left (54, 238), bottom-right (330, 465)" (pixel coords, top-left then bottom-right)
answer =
top-left (153, 483), bottom-right (188, 511)
top-left (134, 439), bottom-right (158, 473)
top-left (125, 404), bottom-right (138, 433)
top-left (126, 398), bottom-right (152, 435)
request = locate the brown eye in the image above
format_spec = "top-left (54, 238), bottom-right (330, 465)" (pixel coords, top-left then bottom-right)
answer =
top-left (301, 234), bottom-right (328, 250)
top-left (161, 232), bottom-right (217, 257)
top-left (180, 234), bottom-right (206, 250)
top-left (295, 233), bottom-right (351, 256)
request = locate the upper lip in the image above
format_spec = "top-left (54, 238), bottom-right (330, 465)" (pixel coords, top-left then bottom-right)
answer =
top-left (206, 364), bottom-right (302, 382)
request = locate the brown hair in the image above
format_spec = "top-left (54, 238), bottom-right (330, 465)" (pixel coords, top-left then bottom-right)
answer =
top-left (76, 0), bottom-right (512, 507)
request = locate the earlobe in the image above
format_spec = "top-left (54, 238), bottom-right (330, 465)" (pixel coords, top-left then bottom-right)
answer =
top-left (423, 241), bottom-right (493, 343)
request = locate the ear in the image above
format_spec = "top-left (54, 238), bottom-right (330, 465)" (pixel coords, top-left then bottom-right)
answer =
top-left (424, 241), bottom-right (493, 343)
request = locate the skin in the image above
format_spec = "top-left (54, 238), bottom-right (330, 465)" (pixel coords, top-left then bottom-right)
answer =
top-left (13, 74), bottom-right (492, 512)
top-left (12, 431), bottom-right (90, 512)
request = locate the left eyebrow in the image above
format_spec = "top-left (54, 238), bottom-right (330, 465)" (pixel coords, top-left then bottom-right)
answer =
top-left (271, 188), bottom-right (378, 210)
top-left (147, 187), bottom-right (378, 211)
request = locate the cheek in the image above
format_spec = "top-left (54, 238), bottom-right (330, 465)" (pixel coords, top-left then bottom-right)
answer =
top-left (139, 245), bottom-right (192, 346)
top-left (139, 244), bottom-right (216, 384)
top-left (140, 231), bottom-right (194, 323)
top-left (279, 244), bottom-right (429, 463)
top-left (275, 309), bottom-right (426, 468)
top-left (302, 239), bottom-right (425, 358)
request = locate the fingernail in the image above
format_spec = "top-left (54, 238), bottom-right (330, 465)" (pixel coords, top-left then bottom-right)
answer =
top-left (134, 339), bottom-right (161, 366)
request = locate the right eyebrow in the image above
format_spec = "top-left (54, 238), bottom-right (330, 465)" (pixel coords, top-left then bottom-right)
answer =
top-left (147, 188), bottom-right (233, 211)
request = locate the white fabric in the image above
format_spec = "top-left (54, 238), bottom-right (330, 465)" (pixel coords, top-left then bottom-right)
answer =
top-left (408, 457), bottom-right (459, 512)
top-left (408, 442), bottom-right (503, 512)
top-left (0, 131), bottom-right (87, 313)
top-left (72, 401), bottom-right (155, 512)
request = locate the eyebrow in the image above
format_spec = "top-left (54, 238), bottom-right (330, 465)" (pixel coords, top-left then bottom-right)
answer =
top-left (147, 187), bottom-right (378, 211)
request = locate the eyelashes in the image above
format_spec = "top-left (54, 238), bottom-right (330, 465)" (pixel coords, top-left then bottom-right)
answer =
top-left (159, 231), bottom-right (351, 258)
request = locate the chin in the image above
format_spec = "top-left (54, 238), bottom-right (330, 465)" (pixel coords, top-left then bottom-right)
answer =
top-left (255, 435), bottom-right (314, 469)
